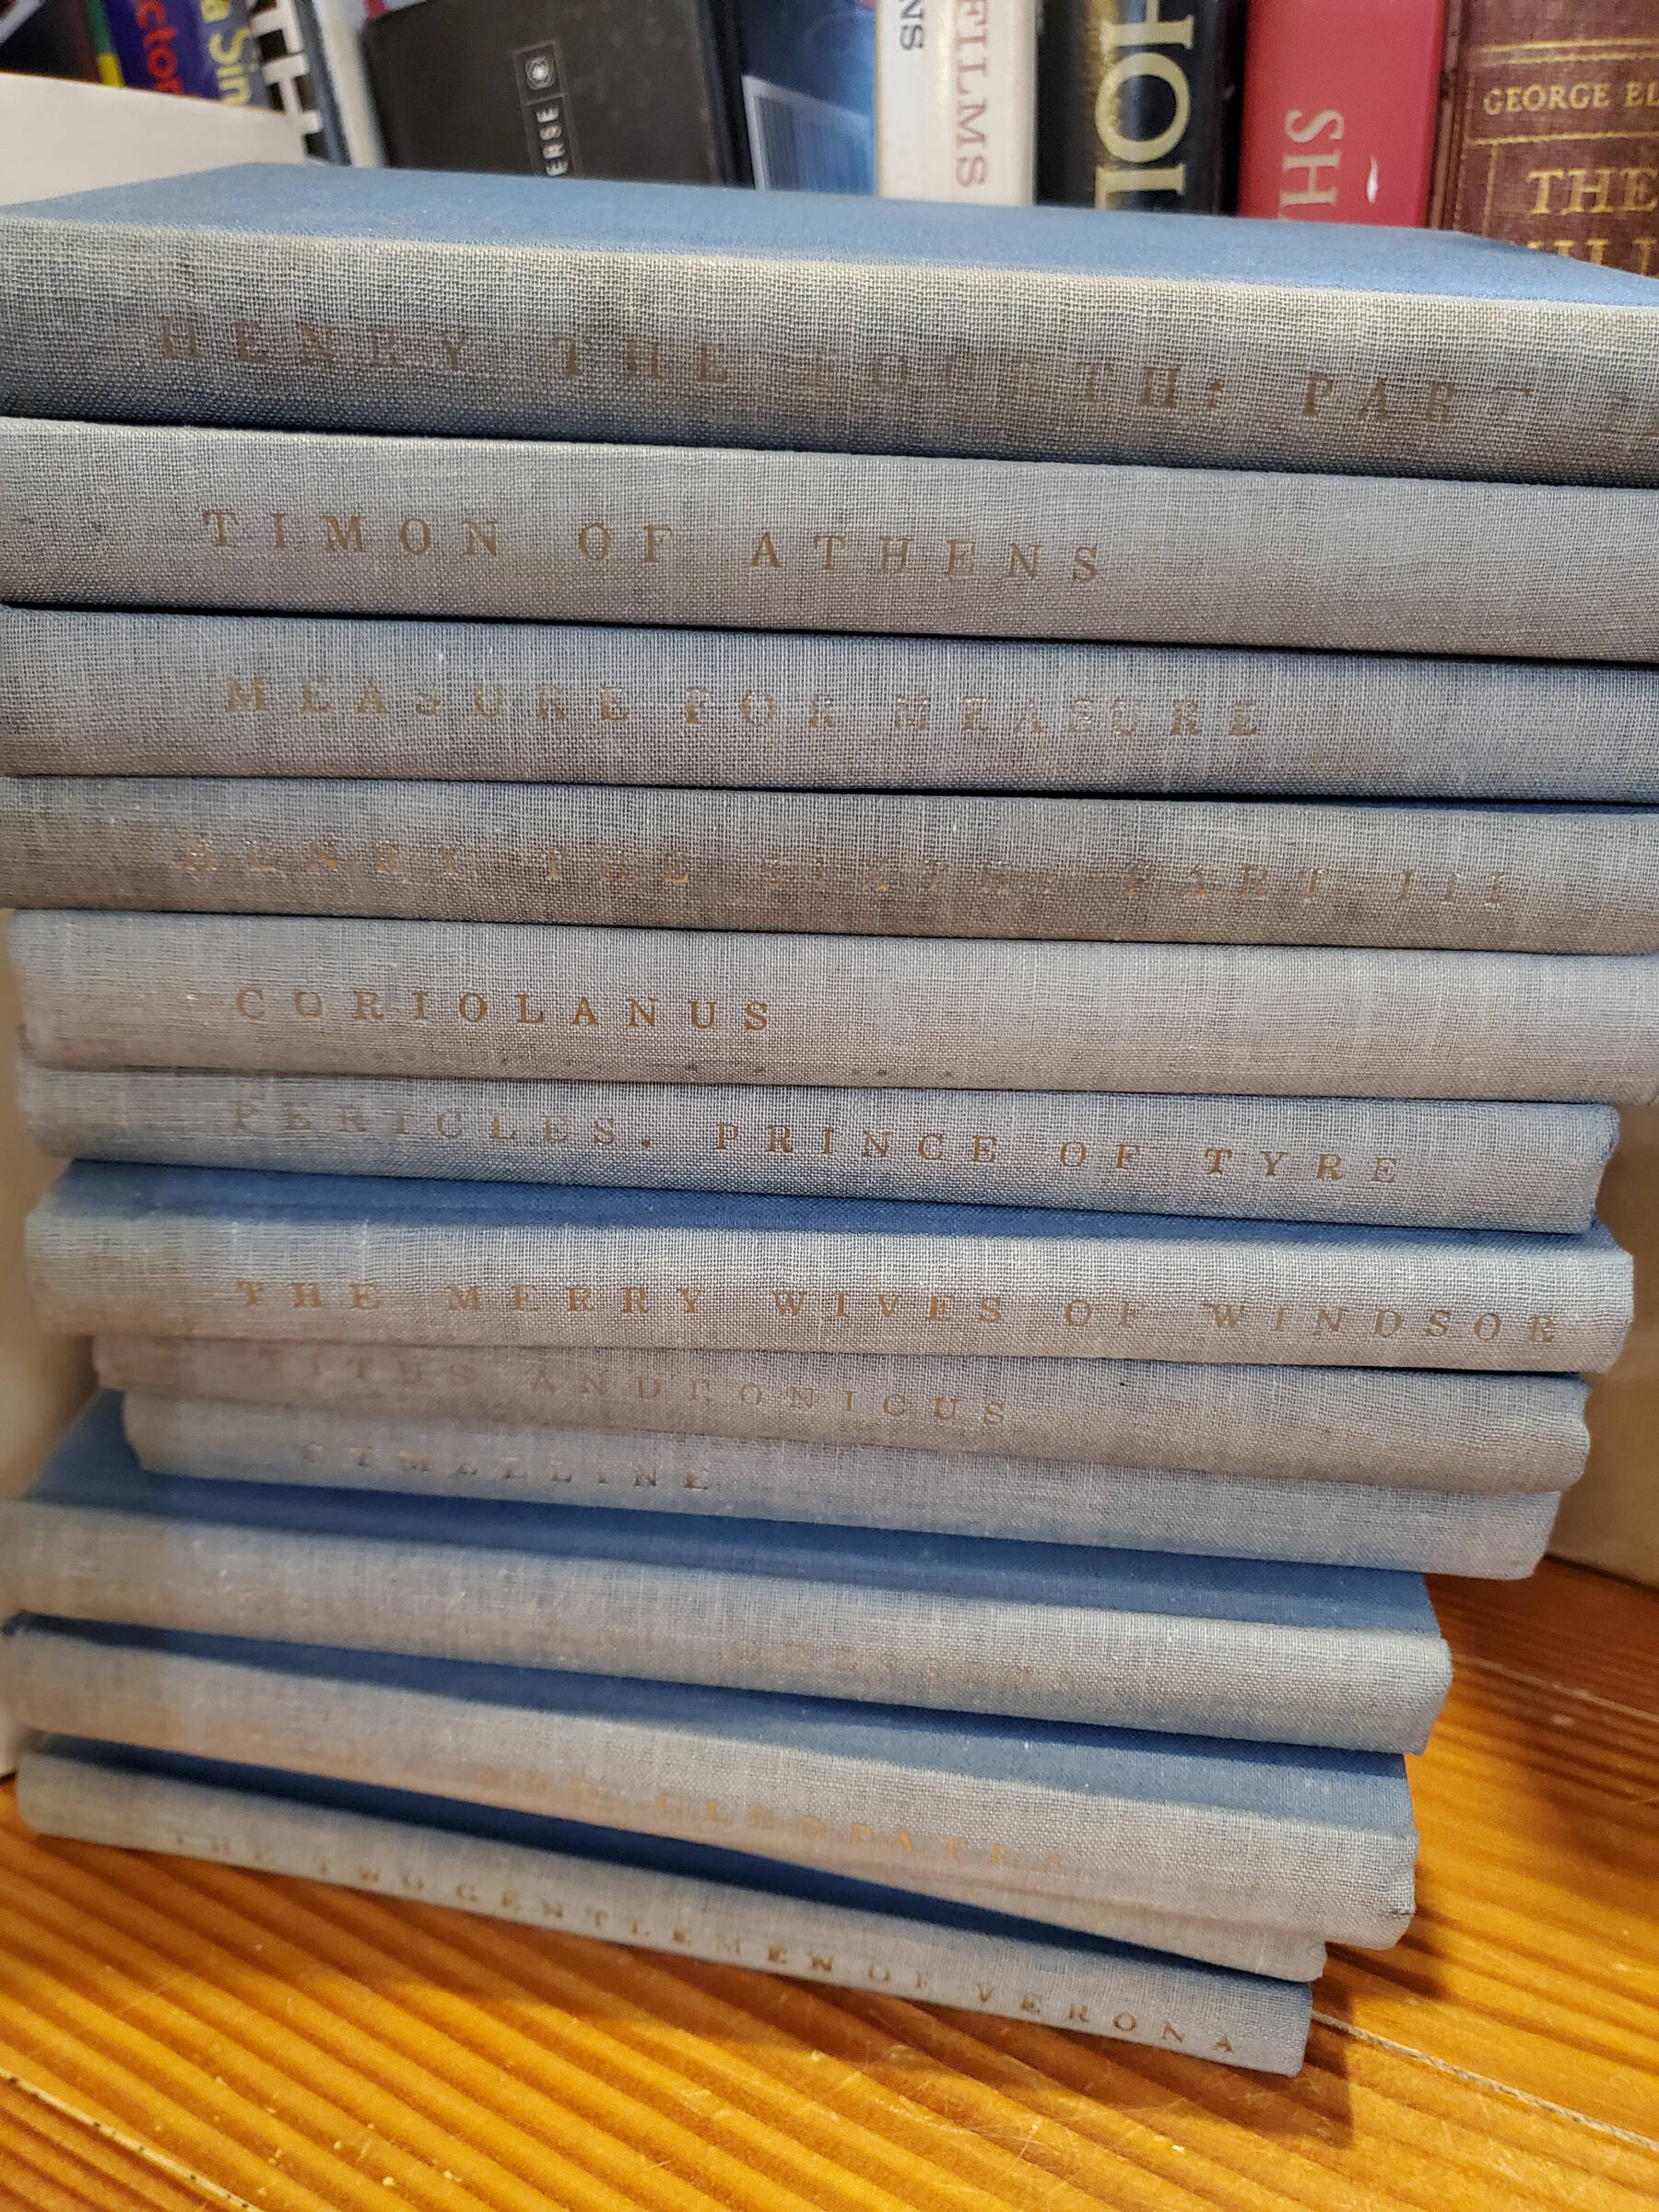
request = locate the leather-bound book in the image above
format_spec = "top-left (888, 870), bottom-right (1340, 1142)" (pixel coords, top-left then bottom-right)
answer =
top-left (1432, 0), bottom-right (1659, 275)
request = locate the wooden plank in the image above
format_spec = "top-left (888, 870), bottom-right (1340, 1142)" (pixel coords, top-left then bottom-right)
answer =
top-left (0, 1557), bottom-right (1654, 2209)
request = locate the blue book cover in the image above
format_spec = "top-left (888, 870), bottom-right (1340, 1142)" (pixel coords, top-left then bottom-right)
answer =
top-left (30, 1394), bottom-right (1442, 1638)
top-left (29, 1159), bottom-right (1630, 1378)
top-left (37, 1156), bottom-right (1625, 1261)
top-left (9, 159), bottom-right (1656, 300)
top-left (6, 1613), bottom-right (1415, 1833)
top-left (19, 1731), bottom-right (1322, 2071)
top-left (28, 1728), bottom-right (1299, 1977)
top-left (103, 0), bottom-right (267, 104)
top-left (3, 160), bottom-right (1654, 485)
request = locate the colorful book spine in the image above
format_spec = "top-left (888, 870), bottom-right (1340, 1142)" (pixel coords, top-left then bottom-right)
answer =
top-left (3, 164), bottom-right (1657, 484)
top-left (14, 911), bottom-right (1659, 1105)
top-left (122, 1393), bottom-right (1567, 1576)
top-left (5, 775), bottom-right (1656, 955)
top-left (96, 1335), bottom-right (1591, 1494)
top-left (21, 1058), bottom-right (1618, 1233)
top-left (103, 0), bottom-right (273, 103)
top-left (12, 1401), bottom-right (1453, 1749)
top-left (1431, 0), bottom-right (1659, 278)
top-left (1237, 0), bottom-right (1445, 225)
top-left (6, 418), bottom-right (1659, 664)
top-left (85, 0), bottom-right (128, 87)
top-left (1039, 0), bottom-right (1245, 211)
top-left (6, 606), bottom-right (1659, 804)
top-left (0, 1618), bottom-right (1421, 1943)
top-left (26, 1162), bottom-right (1635, 1372)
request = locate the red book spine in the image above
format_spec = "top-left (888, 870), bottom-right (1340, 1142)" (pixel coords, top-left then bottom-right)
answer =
top-left (1236, 0), bottom-right (1448, 224)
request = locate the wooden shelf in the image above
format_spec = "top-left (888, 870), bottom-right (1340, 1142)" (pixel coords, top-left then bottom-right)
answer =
top-left (2, 1557), bottom-right (1655, 2211)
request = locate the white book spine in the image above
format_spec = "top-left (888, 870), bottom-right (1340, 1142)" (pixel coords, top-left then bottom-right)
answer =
top-left (876, 0), bottom-right (954, 197)
top-left (121, 1395), bottom-right (1563, 1577)
top-left (8, 1502), bottom-right (1452, 1751)
top-left (93, 1337), bottom-right (1593, 1494)
top-left (2, 1624), bottom-right (1419, 1944)
top-left (16, 1751), bottom-right (1312, 2072)
top-left (19, 1058), bottom-right (1618, 1233)
top-left (15, 911), bottom-right (1659, 1104)
top-left (948, 0), bottom-right (1037, 204)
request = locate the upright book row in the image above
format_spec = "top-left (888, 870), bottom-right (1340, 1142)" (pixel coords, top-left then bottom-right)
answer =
top-left (1, 165), bottom-right (1653, 2079)
top-left (886, 0), bottom-right (1659, 282)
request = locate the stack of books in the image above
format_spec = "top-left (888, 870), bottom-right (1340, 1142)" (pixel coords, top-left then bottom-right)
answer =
top-left (0, 166), bottom-right (1655, 2079)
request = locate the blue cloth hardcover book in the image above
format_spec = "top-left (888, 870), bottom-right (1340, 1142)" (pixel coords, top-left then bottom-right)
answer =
top-left (25, 1161), bottom-right (1636, 1374)
top-left (0, 1611), bottom-right (1420, 1952)
top-left (1, 162), bottom-right (1654, 483)
top-left (17, 1735), bottom-right (1316, 2071)
top-left (8, 1394), bottom-right (1453, 1749)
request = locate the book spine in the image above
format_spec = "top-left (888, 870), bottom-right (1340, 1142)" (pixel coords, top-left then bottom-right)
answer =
top-left (949, 0), bottom-right (1038, 204)
top-left (16, 1751), bottom-right (1312, 2070)
top-left (8, 1503), bottom-right (1450, 1749)
top-left (27, 1176), bottom-right (1634, 1371)
top-left (12, 608), bottom-right (1659, 806)
top-left (876, 0), bottom-right (955, 196)
top-left (18, 1060), bottom-right (1618, 1234)
top-left (304, 0), bottom-right (384, 164)
top-left (19, 1059), bottom-right (1619, 1234)
top-left (1236, 0), bottom-right (1445, 225)
top-left (2, 1623), bottom-right (1420, 1940)
top-left (96, 1336), bottom-right (1591, 1493)
top-left (5, 418), bottom-right (1658, 665)
top-left (7, 216), bottom-right (1659, 492)
top-left (688, 1854), bottom-right (1328, 1978)
top-left (1039, 0), bottom-right (1244, 211)
top-left (103, 0), bottom-right (220, 99)
top-left (6, 775), bottom-right (1657, 957)
top-left (86, 0), bottom-right (128, 88)
top-left (122, 1394), bottom-right (1565, 1575)
top-left (15, 910), bottom-right (1659, 1106)
top-left (1431, 0), bottom-right (1659, 279)
top-left (199, 0), bottom-right (274, 106)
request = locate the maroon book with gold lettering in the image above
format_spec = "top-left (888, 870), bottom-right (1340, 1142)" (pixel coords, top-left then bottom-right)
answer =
top-left (1431, 0), bottom-right (1659, 276)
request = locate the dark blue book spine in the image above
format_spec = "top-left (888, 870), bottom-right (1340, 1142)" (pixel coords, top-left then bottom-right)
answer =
top-left (104, 0), bottom-right (221, 97)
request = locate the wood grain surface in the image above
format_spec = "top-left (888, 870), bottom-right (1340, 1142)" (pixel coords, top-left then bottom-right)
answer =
top-left (0, 1557), bottom-right (1654, 2212)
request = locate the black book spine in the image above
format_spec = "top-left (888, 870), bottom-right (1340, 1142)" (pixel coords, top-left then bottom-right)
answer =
top-left (362, 0), bottom-right (740, 184)
top-left (1038, 0), bottom-right (1245, 211)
